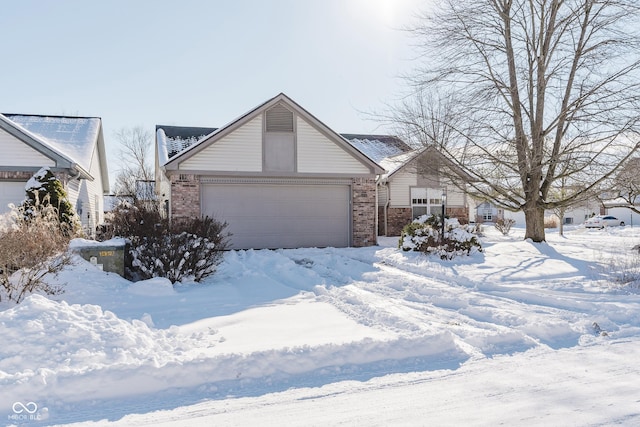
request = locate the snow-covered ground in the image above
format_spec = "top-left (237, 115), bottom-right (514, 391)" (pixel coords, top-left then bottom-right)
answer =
top-left (2, 226), bottom-right (640, 426)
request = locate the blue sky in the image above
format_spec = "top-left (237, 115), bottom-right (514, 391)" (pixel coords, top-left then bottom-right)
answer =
top-left (1, 0), bottom-right (425, 184)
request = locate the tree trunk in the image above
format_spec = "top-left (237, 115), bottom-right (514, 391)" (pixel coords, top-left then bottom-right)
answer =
top-left (524, 205), bottom-right (546, 242)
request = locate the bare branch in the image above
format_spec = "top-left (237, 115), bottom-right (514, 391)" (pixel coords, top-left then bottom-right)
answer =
top-left (387, 0), bottom-right (640, 241)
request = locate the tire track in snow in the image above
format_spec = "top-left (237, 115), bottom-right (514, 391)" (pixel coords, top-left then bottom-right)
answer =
top-left (310, 252), bottom-right (588, 358)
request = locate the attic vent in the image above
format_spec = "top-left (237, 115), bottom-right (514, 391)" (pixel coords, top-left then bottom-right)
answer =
top-left (265, 104), bottom-right (294, 132)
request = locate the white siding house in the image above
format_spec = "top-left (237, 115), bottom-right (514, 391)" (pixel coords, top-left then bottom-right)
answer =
top-left (0, 113), bottom-right (110, 236)
top-left (342, 137), bottom-right (473, 236)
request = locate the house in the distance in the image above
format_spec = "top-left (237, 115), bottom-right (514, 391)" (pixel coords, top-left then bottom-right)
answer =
top-left (343, 135), bottom-right (472, 236)
top-left (0, 113), bottom-right (109, 236)
top-left (155, 93), bottom-right (384, 250)
top-left (481, 199), bottom-right (601, 227)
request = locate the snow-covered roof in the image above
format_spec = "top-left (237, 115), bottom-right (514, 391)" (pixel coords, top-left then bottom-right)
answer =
top-left (156, 125), bottom-right (217, 165)
top-left (341, 134), bottom-right (413, 164)
top-left (3, 114), bottom-right (101, 174)
top-left (378, 149), bottom-right (422, 177)
top-left (603, 196), bottom-right (639, 208)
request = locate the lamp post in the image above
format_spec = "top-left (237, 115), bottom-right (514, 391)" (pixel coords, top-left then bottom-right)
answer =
top-left (441, 190), bottom-right (447, 243)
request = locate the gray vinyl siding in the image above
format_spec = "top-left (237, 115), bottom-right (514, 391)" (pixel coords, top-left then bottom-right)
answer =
top-left (0, 128), bottom-right (55, 167)
top-left (297, 117), bottom-right (370, 174)
top-left (86, 145), bottom-right (105, 226)
top-left (0, 181), bottom-right (27, 214)
top-left (378, 185), bottom-right (388, 206)
top-left (179, 116), bottom-right (262, 172)
top-left (65, 178), bottom-right (80, 215)
top-left (445, 187), bottom-right (465, 207)
top-left (389, 170), bottom-right (417, 207)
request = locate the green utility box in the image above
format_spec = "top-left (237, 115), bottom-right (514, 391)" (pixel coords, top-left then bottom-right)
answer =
top-left (71, 239), bottom-right (126, 277)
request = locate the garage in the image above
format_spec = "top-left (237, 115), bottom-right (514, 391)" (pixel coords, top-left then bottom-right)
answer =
top-left (201, 182), bottom-right (351, 249)
top-left (159, 94), bottom-right (383, 249)
top-left (0, 181), bottom-right (27, 214)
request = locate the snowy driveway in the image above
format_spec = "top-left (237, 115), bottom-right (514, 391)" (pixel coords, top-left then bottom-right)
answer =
top-left (1, 229), bottom-right (639, 425)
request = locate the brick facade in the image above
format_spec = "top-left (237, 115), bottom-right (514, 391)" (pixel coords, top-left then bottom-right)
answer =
top-left (379, 206), bottom-right (470, 236)
top-left (447, 207), bottom-right (469, 224)
top-left (379, 207), bottom-right (413, 236)
top-left (351, 177), bottom-right (377, 247)
top-left (170, 174), bottom-right (200, 219)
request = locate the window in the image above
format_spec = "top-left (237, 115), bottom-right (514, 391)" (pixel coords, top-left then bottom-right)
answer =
top-left (411, 187), bottom-right (444, 218)
top-left (412, 206), bottom-right (428, 217)
top-left (477, 202), bottom-right (493, 221)
top-left (264, 104), bottom-right (295, 172)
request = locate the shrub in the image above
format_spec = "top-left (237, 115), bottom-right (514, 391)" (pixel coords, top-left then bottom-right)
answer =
top-left (102, 200), bottom-right (165, 240)
top-left (399, 214), bottom-right (482, 259)
top-left (23, 167), bottom-right (80, 235)
top-left (0, 201), bottom-right (72, 303)
top-left (494, 218), bottom-right (516, 235)
top-left (105, 202), bottom-right (230, 283)
top-left (544, 217), bottom-right (559, 228)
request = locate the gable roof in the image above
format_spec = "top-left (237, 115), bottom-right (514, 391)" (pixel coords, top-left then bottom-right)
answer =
top-left (379, 149), bottom-right (423, 177)
top-left (0, 113), bottom-right (109, 191)
top-left (379, 145), bottom-right (476, 182)
top-left (341, 134), bottom-right (413, 164)
top-left (162, 93), bottom-right (384, 174)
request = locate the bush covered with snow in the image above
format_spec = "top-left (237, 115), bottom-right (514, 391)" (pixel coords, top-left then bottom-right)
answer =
top-left (0, 201), bottom-right (72, 303)
top-left (23, 167), bottom-right (80, 235)
top-left (105, 202), bottom-right (230, 283)
top-left (399, 214), bottom-right (482, 259)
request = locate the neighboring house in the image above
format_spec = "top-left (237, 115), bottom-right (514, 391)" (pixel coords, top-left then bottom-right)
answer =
top-left (156, 93), bottom-right (384, 250)
top-left (0, 113), bottom-right (110, 236)
top-left (600, 197), bottom-right (640, 226)
top-left (476, 202), bottom-right (504, 224)
top-left (482, 201), bottom-right (601, 227)
top-left (343, 135), bottom-right (472, 236)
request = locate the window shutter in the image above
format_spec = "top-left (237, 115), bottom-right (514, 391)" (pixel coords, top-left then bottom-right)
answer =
top-left (266, 104), bottom-right (294, 132)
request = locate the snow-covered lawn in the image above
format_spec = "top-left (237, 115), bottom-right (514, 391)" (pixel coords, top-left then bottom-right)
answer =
top-left (1, 227), bottom-right (640, 426)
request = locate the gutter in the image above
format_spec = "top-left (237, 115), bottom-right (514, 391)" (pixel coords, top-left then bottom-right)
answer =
top-left (70, 163), bottom-right (93, 181)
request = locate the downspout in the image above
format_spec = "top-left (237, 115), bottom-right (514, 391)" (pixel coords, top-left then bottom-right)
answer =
top-left (374, 177), bottom-right (379, 245)
top-left (70, 165), bottom-right (82, 181)
top-left (380, 177), bottom-right (390, 237)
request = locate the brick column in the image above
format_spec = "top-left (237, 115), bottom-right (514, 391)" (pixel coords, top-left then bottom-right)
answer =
top-left (352, 177), bottom-right (377, 247)
top-left (170, 174), bottom-right (200, 219)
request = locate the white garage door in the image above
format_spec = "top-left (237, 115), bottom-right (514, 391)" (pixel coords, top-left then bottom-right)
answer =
top-left (0, 181), bottom-right (27, 214)
top-left (201, 183), bottom-right (351, 249)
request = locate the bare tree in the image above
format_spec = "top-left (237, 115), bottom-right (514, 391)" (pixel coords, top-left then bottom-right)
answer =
top-left (612, 157), bottom-right (640, 214)
top-left (393, 0), bottom-right (640, 242)
top-left (112, 126), bottom-right (155, 203)
top-left (549, 176), bottom-right (595, 236)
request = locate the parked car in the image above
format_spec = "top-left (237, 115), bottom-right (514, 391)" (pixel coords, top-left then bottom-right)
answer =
top-left (584, 215), bottom-right (625, 228)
